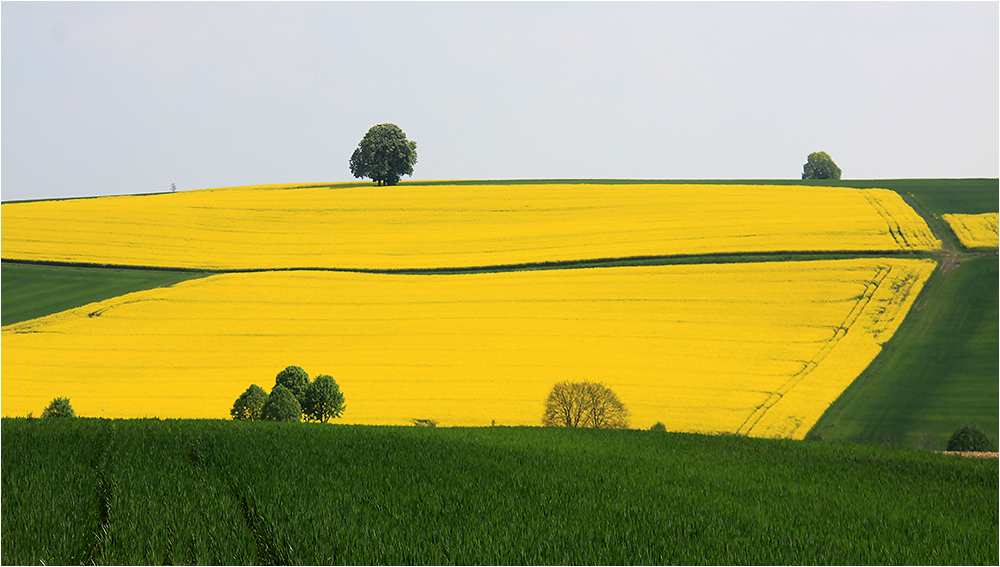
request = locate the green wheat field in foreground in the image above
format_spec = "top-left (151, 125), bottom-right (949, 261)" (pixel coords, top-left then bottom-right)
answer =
top-left (1, 418), bottom-right (997, 565)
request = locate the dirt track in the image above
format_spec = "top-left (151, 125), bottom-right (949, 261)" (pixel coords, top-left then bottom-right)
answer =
top-left (941, 451), bottom-right (999, 459)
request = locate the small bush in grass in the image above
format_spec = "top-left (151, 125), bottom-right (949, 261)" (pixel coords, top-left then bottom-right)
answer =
top-left (41, 397), bottom-right (75, 418)
top-left (649, 422), bottom-right (666, 432)
top-left (946, 424), bottom-right (994, 452)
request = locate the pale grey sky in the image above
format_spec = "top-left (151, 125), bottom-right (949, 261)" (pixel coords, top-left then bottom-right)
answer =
top-left (2, 1), bottom-right (997, 201)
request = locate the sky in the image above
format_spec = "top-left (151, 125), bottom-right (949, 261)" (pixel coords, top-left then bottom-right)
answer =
top-left (2, 1), bottom-right (998, 201)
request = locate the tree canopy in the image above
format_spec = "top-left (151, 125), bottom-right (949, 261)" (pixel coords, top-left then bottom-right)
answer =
top-left (262, 384), bottom-right (302, 422)
top-left (303, 374), bottom-right (346, 423)
top-left (231, 384), bottom-right (267, 421)
top-left (349, 123), bottom-right (417, 186)
top-left (41, 397), bottom-right (75, 418)
top-left (542, 381), bottom-right (630, 429)
top-left (232, 367), bottom-right (346, 424)
top-left (947, 424), bottom-right (994, 452)
top-left (802, 151), bottom-right (842, 180)
top-left (275, 366), bottom-right (310, 404)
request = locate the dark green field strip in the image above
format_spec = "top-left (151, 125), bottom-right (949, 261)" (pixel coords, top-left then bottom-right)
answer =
top-left (1, 263), bottom-right (212, 326)
top-left (2, 418), bottom-right (996, 566)
top-left (810, 256), bottom-right (999, 450)
top-left (2, 249), bottom-right (939, 275)
top-left (870, 178), bottom-right (998, 216)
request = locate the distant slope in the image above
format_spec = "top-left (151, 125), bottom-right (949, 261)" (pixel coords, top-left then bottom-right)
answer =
top-left (1, 263), bottom-right (210, 326)
top-left (0, 260), bottom-right (935, 433)
top-left (1, 182), bottom-right (939, 271)
top-left (809, 177), bottom-right (998, 450)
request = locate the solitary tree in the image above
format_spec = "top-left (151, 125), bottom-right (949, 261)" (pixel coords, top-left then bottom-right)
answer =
top-left (261, 384), bottom-right (302, 422)
top-left (947, 424), bottom-right (994, 452)
top-left (41, 397), bottom-right (76, 418)
top-left (542, 381), bottom-right (630, 429)
top-left (231, 384), bottom-right (268, 421)
top-left (349, 123), bottom-right (418, 186)
top-left (275, 366), bottom-right (310, 405)
top-left (302, 374), bottom-right (346, 423)
top-left (802, 151), bottom-right (842, 180)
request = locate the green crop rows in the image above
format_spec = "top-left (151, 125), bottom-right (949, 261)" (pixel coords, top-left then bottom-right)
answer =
top-left (2, 418), bottom-right (996, 565)
top-left (0, 263), bottom-right (210, 327)
top-left (812, 256), bottom-right (998, 447)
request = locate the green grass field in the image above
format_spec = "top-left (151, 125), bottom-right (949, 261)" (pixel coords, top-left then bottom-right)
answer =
top-left (2, 418), bottom-right (996, 566)
top-left (0, 263), bottom-right (210, 326)
top-left (809, 256), bottom-right (998, 449)
top-left (806, 178), bottom-right (998, 449)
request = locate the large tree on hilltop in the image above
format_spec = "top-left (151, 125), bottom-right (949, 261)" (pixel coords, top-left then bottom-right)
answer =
top-left (802, 151), bottom-right (842, 180)
top-left (349, 123), bottom-right (418, 186)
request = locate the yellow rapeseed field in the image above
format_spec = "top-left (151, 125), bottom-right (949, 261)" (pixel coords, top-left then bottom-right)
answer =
top-left (942, 213), bottom-right (999, 249)
top-left (1, 183), bottom-right (939, 270)
top-left (1, 259), bottom-right (935, 438)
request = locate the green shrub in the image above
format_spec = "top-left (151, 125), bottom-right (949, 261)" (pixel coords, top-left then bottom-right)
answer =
top-left (262, 384), bottom-right (302, 422)
top-left (946, 425), bottom-right (994, 452)
top-left (40, 397), bottom-right (75, 418)
top-left (649, 422), bottom-right (666, 432)
top-left (231, 384), bottom-right (267, 421)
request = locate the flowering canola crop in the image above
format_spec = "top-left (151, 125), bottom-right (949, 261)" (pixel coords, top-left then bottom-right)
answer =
top-left (1, 183), bottom-right (939, 270)
top-left (1, 259), bottom-right (935, 438)
top-left (942, 213), bottom-right (998, 249)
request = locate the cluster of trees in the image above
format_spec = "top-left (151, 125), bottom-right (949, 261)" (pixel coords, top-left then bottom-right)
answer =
top-left (231, 366), bottom-right (345, 423)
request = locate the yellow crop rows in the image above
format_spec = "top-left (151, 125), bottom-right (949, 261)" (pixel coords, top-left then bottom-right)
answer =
top-left (1, 183), bottom-right (939, 270)
top-left (1, 259), bottom-right (935, 439)
top-left (942, 212), bottom-right (998, 249)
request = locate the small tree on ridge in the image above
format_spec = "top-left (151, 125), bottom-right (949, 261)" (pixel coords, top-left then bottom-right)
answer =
top-left (41, 397), bottom-right (76, 418)
top-left (802, 151), bottom-right (841, 180)
top-left (231, 384), bottom-right (267, 421)
top-left (542, 381), bottom-right (630, 429)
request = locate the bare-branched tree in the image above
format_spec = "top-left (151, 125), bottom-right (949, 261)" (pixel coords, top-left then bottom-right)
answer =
top-left (542, 381), bottom-right (630, 429)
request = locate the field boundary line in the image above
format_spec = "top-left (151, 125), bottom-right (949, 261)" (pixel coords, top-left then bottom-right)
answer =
top-left (737, 264), bottom-right (892, 436)
top-left (1, 250), bottom-right (937, 276)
